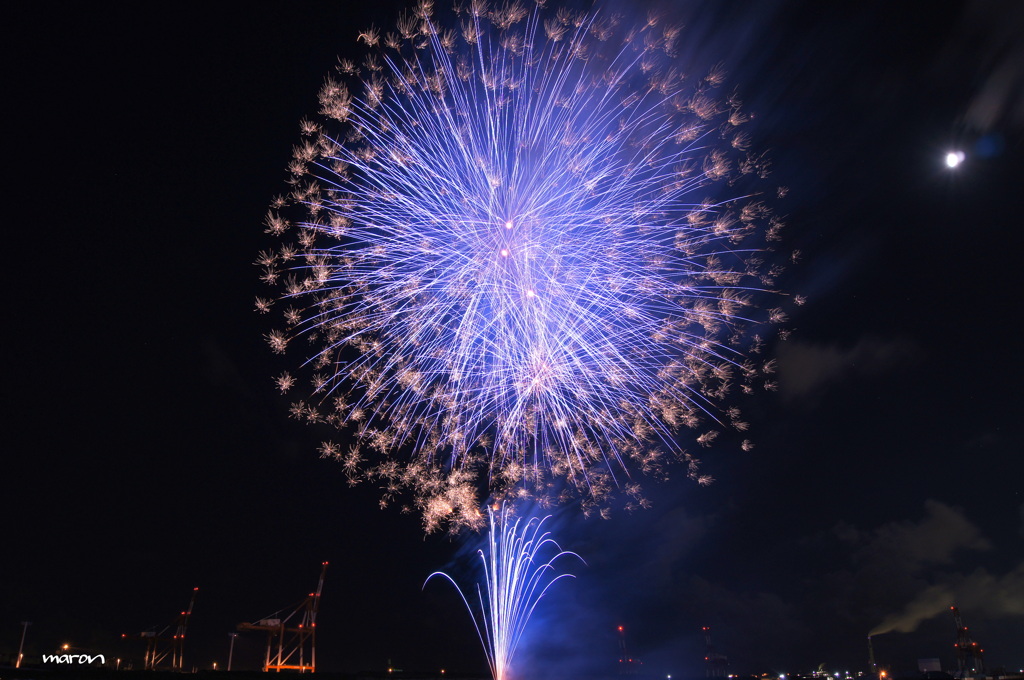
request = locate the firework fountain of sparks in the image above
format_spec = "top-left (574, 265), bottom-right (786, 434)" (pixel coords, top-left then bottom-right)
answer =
top-left (426, 506), bottom-right (582, 680)
top-left (258, 1), bottom-right (794, 531)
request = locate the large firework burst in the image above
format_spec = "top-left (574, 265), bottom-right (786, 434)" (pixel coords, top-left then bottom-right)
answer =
top-left (258, 0), bottom-right (790, 531)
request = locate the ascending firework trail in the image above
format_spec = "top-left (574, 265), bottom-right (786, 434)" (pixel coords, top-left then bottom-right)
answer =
top-left (426, 505), bottom-right (582, 680)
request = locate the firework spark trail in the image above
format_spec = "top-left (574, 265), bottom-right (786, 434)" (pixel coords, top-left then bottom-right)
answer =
top-left (260, 1), bottom-right (790, 530)
top-left (426, 506), bottom-right (582, 680)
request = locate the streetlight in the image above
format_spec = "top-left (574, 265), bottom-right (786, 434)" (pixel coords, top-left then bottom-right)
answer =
top-left (16, 621), bottom-right (31, 669)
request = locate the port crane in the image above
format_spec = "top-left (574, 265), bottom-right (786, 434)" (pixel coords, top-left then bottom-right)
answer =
top-left (616, 625), bottom-right (643, 675)
top-left (702, 626), bottom-right (728, 678)
top-left (122, 586), bottom-right (198, 670)
top-left (951, 606), bottom-right (985, 678)
top-left (238, 561), bottom-right (327, 673)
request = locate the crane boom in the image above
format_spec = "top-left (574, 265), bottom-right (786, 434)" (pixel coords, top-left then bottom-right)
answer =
top-left (237, 562), bottom-right (327, 673)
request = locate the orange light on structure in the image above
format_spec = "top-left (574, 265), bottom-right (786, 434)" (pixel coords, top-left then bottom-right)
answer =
top-left (237, 562), bottom-right (327, 673)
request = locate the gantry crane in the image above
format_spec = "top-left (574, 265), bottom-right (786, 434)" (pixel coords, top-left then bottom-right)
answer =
top-left (950, 606), bottom-right (985, 678)
top-left (702, 626), bottom-right (728, 678)
top-left (238, 561), bottom-right (327, 673)
top-left (122, 586), bottom-right (198, 671)
top-left (616, 625), bottom-right (643, 675)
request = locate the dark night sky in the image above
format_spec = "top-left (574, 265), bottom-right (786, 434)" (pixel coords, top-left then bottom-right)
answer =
top-left (4, 0), bottom-right (1023, 676)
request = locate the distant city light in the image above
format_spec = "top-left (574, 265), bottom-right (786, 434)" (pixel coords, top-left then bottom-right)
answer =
top-left (945, 150), bottom-right (966, 168)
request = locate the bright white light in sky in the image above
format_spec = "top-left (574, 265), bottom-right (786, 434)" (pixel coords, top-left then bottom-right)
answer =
top-left (945, 150), bottom-right (966, 168)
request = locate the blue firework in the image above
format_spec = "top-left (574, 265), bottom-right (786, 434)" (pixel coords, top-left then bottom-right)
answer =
top-left (426, 505), bottom-right (582, 680)
top-left (258, 1), bottom-right (787, 531)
